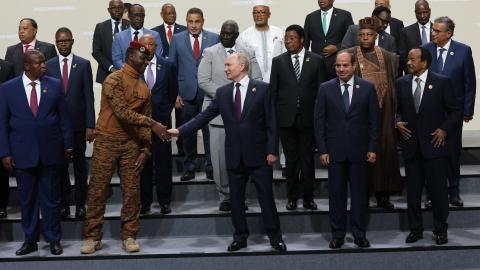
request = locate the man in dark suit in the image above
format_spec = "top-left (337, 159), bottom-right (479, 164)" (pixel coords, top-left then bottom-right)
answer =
top-left (168, 53), bottom-right (286, 252)
top-left (304, 0), bottom-right (354, 79)
top-left (139, 34), bottom-right (177, 215)
top-left (168, 8), bottom-right (219, 181)
top-left (92, 0), bottom-right (130, 84)
top-left (0, 58), bottom-right (14, 218)
top-left (423, 16), bottom-right (476, 207)
top-left (374, 0), bottom-right (404, 52)
top-left (270, 24), bottom-right (326, 211)
top-left (5, 18), bottom-right (57, 76)
top-left (46, 27), bottom-right (95, 220)
top-left (112, 4), bottom-right (163, 69)
top-left (396, 47), bottom-right (461, 245)
top-left (151, 3), bottom-right (187, 157)
top-left (314, 51), bottom-right (380, 249)
top-left (0, 50), bottom-right (73, 255)
top-left (399, 0), bottom-right (432, 73)
top-left (151, 3), bottom-right (187, 58)
top-left (341, 7), bottom-right (397, 53)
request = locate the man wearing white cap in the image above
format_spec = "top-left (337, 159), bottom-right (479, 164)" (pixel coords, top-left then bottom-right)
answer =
top-left (237, 0), bottom-right (285, 83)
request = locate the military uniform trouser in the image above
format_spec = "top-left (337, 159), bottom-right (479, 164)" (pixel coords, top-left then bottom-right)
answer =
top-left (84, 135), bottom-right (141, 241)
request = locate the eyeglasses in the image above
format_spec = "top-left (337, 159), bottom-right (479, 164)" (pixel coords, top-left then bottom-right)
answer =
top-left (431, 28), bottom-right (448, 33)
top-left (252, 11), bottom-right (269, 15)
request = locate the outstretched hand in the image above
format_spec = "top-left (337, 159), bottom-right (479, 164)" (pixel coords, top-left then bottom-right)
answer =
top-left (152, 121), bottom-right (170, 141)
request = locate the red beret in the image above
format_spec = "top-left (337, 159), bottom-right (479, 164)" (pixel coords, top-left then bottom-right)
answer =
top-left (129, 41), bottom-right (151, 55)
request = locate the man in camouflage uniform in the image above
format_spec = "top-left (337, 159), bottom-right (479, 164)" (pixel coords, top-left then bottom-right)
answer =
top-left (81, 41), bottom-right (169, 254)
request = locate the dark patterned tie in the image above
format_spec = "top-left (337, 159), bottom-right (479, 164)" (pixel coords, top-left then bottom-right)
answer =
top-left (293, 55), bottom-right (300, 81)
top-left (343, 83), bottom-right (350, 112)
top-left (413, 77), bottom-right (422, 113)
top-left (234, 82), bottom-right (242, 120)
top-left (30, 82), bottom-right (38, 117)
top-left (437, 48), bottom-right (446, 72)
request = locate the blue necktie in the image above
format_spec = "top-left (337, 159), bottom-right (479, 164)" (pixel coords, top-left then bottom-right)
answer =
top-left (342, 83), bottom-right (350, 112)
top-left (437, 48), bottom-right (446, 72)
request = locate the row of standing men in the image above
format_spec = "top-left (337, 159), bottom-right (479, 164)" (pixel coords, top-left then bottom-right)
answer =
top-left (0, 0), bottom-right (476, 255)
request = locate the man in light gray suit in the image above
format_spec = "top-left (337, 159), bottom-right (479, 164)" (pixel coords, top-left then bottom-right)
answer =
top-left (198, 20), bottom-right (262, 211)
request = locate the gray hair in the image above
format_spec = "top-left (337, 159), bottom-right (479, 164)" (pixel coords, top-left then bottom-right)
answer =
top-left (434, 16), bottom-right (455, 33)
top-left (234, 52), bottom-right (250, 72)
top-left (222, 20), bottom-right (239, 33)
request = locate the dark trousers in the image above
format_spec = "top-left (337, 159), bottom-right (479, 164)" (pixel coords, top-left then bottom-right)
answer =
top-left (228, 160), bottom-right (282, 242)
top-left (60, 131), bottom-right (88, 208)
top-left (279, 115), bottom-right (315, 201)
top-left (182, 92), bottom-right (212, 173)
top-left (16, 164), bottom-right (61, 243)
top-left (328, 161), bottom-right (369, 239)
top-left (141, 116), bottom-right (173, 207)
top-left (405, 150), bottom-right (449, 234)
top-left (446, 121), bottom-right (463, 197)
top-left (0, 165), bottom-right (9, 209)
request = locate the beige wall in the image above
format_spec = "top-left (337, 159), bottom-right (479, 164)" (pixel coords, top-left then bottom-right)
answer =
top-left (1, 0), bottom-right (479, 130)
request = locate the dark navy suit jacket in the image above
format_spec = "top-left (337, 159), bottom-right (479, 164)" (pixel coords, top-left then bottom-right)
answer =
top-left (314, 76), bottom-right (380, 162)
top-left (179, 79), bottom-right (278, 169)
top-left (46, 54), bottom-right (95, 132)
top-left (5, 40), bottom-right (57, 76)
top-left (396, 72), bottom-right (462, 159)
top-left (151, 23), bottom-right (187, 58)
top-left (423, 40), bottom-right (476, 117)
top-left (0, 75), bottom-right (73, 168)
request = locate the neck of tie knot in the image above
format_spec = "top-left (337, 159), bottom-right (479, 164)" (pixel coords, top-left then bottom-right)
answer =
top-left (30, 81), bottom-right (36, 87)
top-left (294, 54), bottom-right (299, 59)
top-left (235, 82), bottom-right (241, 88)
top-left (63, 58), bottom-right (68, 63)
top-left (193, 34), bottom-right (199, 39)
top-left (343, 83), bottom-right (350, 89)
top-left (228, 49), bottom-right (234, 54)
top-left (415, 77), bottom-right (421, 83)
top-left (439, 48), bottom-right (446, 53)
top-left (167, 25), bottom-right (172, 29)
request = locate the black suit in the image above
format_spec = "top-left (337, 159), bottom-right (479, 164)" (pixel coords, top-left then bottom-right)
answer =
top-left (304, 7), bottom-right (354, 78)
top-left (270, 51), bottom-right (326, 202)
top-left (5, 40), bottom-right (57, 76)
top-left (179, 79), bottom-right (282, 243)
top-left (151, 23), bottom-right (187, 58)
top-left (92, 19), bottom-right (130, 83)
top-left (396, 72), bottom-right (461, 234)
top-left (0, 59), bottom-right (14, 211)
top-left (388, 17), bottom-right (404, 53)
top-left (140, 57), bottom-right (178, 209)
top-left (45, 55), bottom-right (95, 210)
top-left (341, 25), bottom-right (397, 53)
top-left (399, 22), bottom-right (432, 73)
top-left (315, 76), bottom-right (380, 239)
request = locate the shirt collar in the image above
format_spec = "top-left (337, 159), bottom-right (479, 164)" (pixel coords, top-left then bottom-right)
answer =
top-left (111, 18), bottom-right (121, 25)
top-left (59, 53), bottom-right (73, 62)
top-left (22, 73), bottom-right (40, 87)
top-left (236, 74), bottom-right (250, 87)
top-left (164, 22), bottom-right (175, 28)
top-left (439, 39), bottom-right (452, 51)
top-left (291, 48), bottom-right (305, 58)
top-left (418, 22), bottom-right (431, 29)
top-left (340, 76), bottom-right (354, 87)
top-left (23, 39), bottom-right (36, 48)
top-left (321, 7), bottom-right (333, 14)
top-left (150, 55), bottom-right (157, 66)
top-left (414, 69), bottom-right (429, 83)
top-left (190, 31), bottom-right (203, 38)
top-left (130, 27), bottom-right (144, 35)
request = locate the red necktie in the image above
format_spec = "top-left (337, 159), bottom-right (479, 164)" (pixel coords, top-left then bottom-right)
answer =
top-left (30, 82), bottom-right (38, 117)
top-left (24, 44), bottom-right (30, 53)
top-left (234, 83), bottom-right (242, 120)
top-left (62, 58), bottom-right (69, 93)
top-left (193, 34), bottom-right (200, 61)
top-left (134, 31), bottom-right (139, 41)
top-left (167, 25), bottom-right (173, 43)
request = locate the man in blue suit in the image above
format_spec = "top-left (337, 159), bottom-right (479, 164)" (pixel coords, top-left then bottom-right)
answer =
top-left (168, 7), bottom-right (219, 181)
top-left (112, 4), bottom-right (163, 69)
top-left (46, 27), bottom-right (95, 219)
top-left (423, 16), bottom-right (476, 207)
top-left (315, 51), bottom-right (380, 249)
top-left (0, 50), bottom-right (73, 255)
top-left (396, 47), bottom-right (461, 245)
top-left (139, 34), bottom-right (177, 215)
top-left (168, 53), bottom-right (286, 252)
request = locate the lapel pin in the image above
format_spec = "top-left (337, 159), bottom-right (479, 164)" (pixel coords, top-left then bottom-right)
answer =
top-left (252, 87), bottom-right (256, 92)
top-left (355, 85), bottom-right (360, 89)
top-left (42, 89), bottom-right (47, 93)
top-left (72, 64), bottom-right (77, 69)
top-left (334, 13), bottom-right (337, 17)
top-left (450, 51), bottom-right (454, 56)
top-left (428, 84), bottom-right (433, 90)
top-left (306, 57), bottom-right (310, 62)
top-left (157, 65), bottom-right (161, 70)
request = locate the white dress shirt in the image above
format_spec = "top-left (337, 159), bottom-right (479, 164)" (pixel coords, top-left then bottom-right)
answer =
top-left (225, 45), bottom-right (236, 55)
top-left (321, 7), bottom-right (333, 35)
top-left (437, 39), bottom-right (451, 70)
top-left (59, 53), bottom-right (73, 78)
top-left (418, 22), bottom-right (431, 43)
top-left (339, 76), bottom-right (354, 105)
top-left (111, 19), bottom-right (123, 34)
top-left (189, 32), bottom-right (203, 49)
top-left (22, 73), bottom-right (41, 105)
top-left (412, 70), bottom-right (429, 104)
top-left (291, 47), bottom-right (305, 73)
top-left (232, 75), bottom-right (250, 111)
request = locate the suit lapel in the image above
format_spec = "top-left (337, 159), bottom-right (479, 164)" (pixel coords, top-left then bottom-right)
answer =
top-left (348, 77), bottom-right (361, 114)
top-left (240, 80), bottom-right (255, 121)
top-left (183, 32), bottom-right (195, 59)
top-left (285, 53), bottom-right (297, 82)
top-left (16, 78), bottom-right (34, 118)
top-left (333, 78), bottom-right (347, 114)
top-left (67, 55), bottom-right (79, 95)
top-left (403, 75), bottom-right (417, 114)
top-left (442, 40), bottom-right (456, 74)
top-left (418, 72), bottom-right (435, 114)
top-left (37, 77), bottom-right (50, 117)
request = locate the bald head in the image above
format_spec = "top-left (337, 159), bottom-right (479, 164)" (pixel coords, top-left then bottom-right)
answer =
top-left (161, 3), bottom-right (177, 25)
top-left (139, 33), bottom-right (157, 60)
top-left (415, 0), bottom-right (431, 25)
top-left (415, 0), bottom-right (430, 9)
